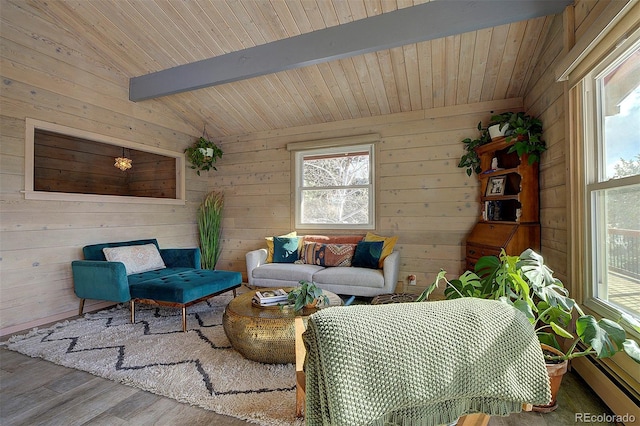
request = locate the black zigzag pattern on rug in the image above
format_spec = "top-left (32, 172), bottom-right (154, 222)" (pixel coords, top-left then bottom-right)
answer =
top-left (37, 301), bottom-right (295, 397)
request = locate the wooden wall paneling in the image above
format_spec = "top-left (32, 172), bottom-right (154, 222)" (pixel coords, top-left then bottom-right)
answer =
top-left (521, 16), bottom-right (556, 100)
top-left (1, 0), bottom-right (559, 332)
top-left (315, 63), bottom-right (353, 120)
top-left (467, 29), bottom-right (493, 104)
top-left (1, 80), bottom-right (193, 154)
top-left (430, 37), bottom-right (446, 108)
top-left (456, 32), bottom-right (476, 105)
top-left (0, 3), bottom-right (202, 335)
top-left (506, 18), bottom-right (546, 98)
top-left (417, 40), bottom-right (434, 110)
top-left (403, 44), bottom-right (421, 111)
top-left (444, 34), bottom-right (461, 107)
top-left (378, 47), bottom-right (403, 114)
top-left (216, 100), bottom-right (521, 295)
top-left (480, 24), bottom-right (510, 102)
top-left (522, 7), bottom-right (568, 286)
top-left (364, 51), bottom-right (392, 115)
top-left (493, 22), bottom-right (527, 100)
top-left (573, 0), bottom-right (613, 41)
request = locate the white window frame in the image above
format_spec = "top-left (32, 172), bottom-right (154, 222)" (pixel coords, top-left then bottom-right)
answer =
top-left (582, 33), bottom-right (640, 326)
top-left (293, 143), bottom-right (375, 230)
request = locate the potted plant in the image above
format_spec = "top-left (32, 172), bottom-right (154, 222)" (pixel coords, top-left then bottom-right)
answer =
top-left (287, 280), bottom-right (330, 312)
top-left (491, 111), bottom-right (546, 164)
top-left (417, 249), bottom-right (640, 411)
top-left (458, 112), bottom-right (546, 175)
top-left (184, 136), bottom-right (223, 176)
top-left (458, 121), bottom-right (491, 176)
top-left (197, 191), bottom-right (224, 269)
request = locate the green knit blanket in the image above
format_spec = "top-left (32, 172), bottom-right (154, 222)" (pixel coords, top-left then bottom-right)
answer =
top-left (303, 298), bottom-right (551, 426)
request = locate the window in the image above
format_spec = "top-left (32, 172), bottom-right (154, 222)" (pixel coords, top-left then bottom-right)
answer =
top-left (294, 144), bottom-right (374, 229)
top-left (585, 39), bottom-right (640, 319)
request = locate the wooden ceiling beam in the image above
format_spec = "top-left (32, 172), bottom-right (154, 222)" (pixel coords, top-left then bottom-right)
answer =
top-left (129, 0), bottom-right (571, 101)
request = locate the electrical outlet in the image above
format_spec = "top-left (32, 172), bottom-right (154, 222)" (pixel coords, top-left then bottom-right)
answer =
top-left (408, 274), bottom-right (417, 286)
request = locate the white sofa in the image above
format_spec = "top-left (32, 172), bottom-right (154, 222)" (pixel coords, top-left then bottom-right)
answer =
top-left (245, 248), bottom-right (400, 297)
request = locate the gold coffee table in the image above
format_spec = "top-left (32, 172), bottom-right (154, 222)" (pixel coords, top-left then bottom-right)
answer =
top-left (222, 288), bottom-right (342, 364)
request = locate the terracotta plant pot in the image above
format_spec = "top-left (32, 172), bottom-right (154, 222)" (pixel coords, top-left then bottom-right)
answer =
top-left (533, 344), bottom-right (568, 413)
top-left (304, 299), bottom-right (318, 309)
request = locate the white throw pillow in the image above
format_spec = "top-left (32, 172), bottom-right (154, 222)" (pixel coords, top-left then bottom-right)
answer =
top-left (103, 243), bottom-right (166, 275)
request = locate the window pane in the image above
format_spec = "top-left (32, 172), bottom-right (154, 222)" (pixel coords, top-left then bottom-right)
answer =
top-left (301, 189), bottom-right (369, 224)
top-left (302, 154), bottom-right (369, 188)
top-left (601, 47), bottom-right (640, 181)
top-left (593, 184), bottom-right (640, 317)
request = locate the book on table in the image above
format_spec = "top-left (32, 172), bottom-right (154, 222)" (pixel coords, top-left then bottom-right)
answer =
top-left (254, 289), bottom-right (288, 306)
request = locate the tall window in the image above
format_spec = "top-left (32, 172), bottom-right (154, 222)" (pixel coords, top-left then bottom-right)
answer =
top-left (295, 144), bottom-right (374, 230)
top-left (586, 40), bottom-right (640, 319)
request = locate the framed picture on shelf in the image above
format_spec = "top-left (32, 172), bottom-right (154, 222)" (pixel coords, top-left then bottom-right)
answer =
top-left (486, 176), bottom-right (506, 196)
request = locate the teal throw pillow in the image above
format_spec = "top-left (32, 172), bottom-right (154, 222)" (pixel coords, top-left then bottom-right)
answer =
top-left (272, 236), bottom-right (300, 263)
top-left (352, 241), bottom-right (383, 269)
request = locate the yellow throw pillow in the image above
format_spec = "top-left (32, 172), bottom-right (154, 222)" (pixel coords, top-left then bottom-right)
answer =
top-left (364, 232), bottom-right (398, 268)
top-left (265, 231), bottom-right (297, 262)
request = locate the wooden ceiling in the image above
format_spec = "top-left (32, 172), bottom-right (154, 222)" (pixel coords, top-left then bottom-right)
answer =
top-left (26, 0), bottom-right (558, 138)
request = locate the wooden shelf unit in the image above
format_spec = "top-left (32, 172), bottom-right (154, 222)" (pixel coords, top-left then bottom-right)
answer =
top-left (466, 137), bottom-right (540, 270)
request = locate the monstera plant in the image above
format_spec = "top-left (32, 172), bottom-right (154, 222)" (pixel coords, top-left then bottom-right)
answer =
top-left (418, 249), bottom-right (640, 363)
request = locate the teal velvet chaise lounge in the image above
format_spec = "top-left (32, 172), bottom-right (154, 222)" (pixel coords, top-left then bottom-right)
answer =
top-left (72, 239), bottom-right (241, 331)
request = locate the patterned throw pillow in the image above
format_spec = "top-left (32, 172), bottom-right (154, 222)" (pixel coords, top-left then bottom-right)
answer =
top-left (272, 236), bottom-right (301, 263)
top-left (301, 242), bottom-right (356, 267)
top-left (102, 243), bottom-right (166, 275)
top-left (352, 241), bottom-right (384, 269)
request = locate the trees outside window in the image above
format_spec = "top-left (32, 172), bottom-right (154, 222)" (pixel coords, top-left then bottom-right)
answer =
top-left (587, 42), bottom-right (640, 318)
top-left (295, 144), bottom-right (374, 229)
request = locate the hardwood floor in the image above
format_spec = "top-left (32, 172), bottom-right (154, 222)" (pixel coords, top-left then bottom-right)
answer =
top-left (1, 346), bottom-right (615, 426)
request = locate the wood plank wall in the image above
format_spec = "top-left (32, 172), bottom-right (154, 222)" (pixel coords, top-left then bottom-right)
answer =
top-left (0, 2), bottom-right (207, 335)
top-left (523, 0), bottom-right (607, 291)
top-left (213, 98), bottom-right (524, 297)
top-left (523, 12), bottom-right (568, 283)
top-left (1, 0), bottom-right (541, 336)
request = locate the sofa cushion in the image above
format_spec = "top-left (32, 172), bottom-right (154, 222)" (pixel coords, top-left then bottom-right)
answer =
top-left (312, 266), bottom-right (385, 289)
top-left (352, 241), bottom-right (383, 269)
top-left (301, 242), bottom-right (356, 267)
top-left (129, 269), bottom-right (242, 303)
top-left (272, 236), bottom-right (301, 263)
top-left (252, 263), bottom-right (323, 282)
top-left (364, 232), bottom-right (399, 268)
top-left (103, 243), bottom-right (166, 275)
top-left (83, 239), bottom-right (159, 261)
top-left (127, 267), bottom-right (194, 285)
top-left (265, 231), bottom-right (297, 263)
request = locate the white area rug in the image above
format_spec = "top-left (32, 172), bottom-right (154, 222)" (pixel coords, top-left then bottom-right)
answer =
top-left (3, 294), bottom-right (303, 426)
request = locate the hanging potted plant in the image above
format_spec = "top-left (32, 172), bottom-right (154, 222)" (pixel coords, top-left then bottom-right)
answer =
top-left (184, 128), bottom-right (223, 176)
top-left (417, 249), bottom-right (640, 412)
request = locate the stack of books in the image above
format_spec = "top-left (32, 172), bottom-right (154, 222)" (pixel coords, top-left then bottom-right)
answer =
top-left (253, 289), bottom-right (289, 307)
